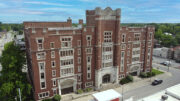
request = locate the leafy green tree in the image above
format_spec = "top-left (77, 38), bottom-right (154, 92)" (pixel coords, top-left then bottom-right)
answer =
top-left (0, 42), bottom-right (33, 101)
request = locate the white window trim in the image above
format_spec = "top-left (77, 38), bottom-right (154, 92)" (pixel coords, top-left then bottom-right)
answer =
top-left (36, 52), bottom-right (46, 60)
top-left (85, 81), bottom-right (93, 88)
top-left (52, 79), bottom-right (56, 87)
top-left (78, 57), bottom-right (81, 64)
top-left (38, 62), bottom-right (46, 89)
top-left (50, 42), bottom-right (55, 49)
top-left (51, 61), bottom-right (56, 68)
top-left (51, 51), bottom-right (55, 58)
top-left (36, 38), bottom-right (44, 51)
top-left (52, 70), bottom-right (56, 77)
top-left (78, 48), bottom-right (81, 55)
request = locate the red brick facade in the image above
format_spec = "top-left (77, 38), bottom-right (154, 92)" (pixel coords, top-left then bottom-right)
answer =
top-left (24, 7), bottom-right (154, 100)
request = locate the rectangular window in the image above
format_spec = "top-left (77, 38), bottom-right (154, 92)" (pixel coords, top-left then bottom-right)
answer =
top-left (87, 73), bottom-right (91, 79)
top-left (127, 50), bottom-right (130, 56)
top-left (61, 37), bottom-right (72, 48)
top-left (86, 35), bottom-right (92, 46)
top-left (86, 48), bottom-right (92, 54)
top-left (52, 79), bottom-right (56, 86)
top-left (37, 38), bottom-right (44, 50)
top-left (78, 66), bottom-right (81, 72)
top-left (52, 70), bottom-right (56, 77)
top-left (39, 62), bottom-right (45, 71)
top-left (60, 50), bottom-right (73, 57)
top-left (51, 61), bottom-right (56, 67)
top-left (77, 40), bottom-right (81, 47)
top-left (122, 34), bottom-right (125, 42)
top-left (104, 32), bottom-right (112, 43)
top-left (78, 57), bottom-right (81, 64)
top-left (50, 42), bottom-right (55, 49)
top-left (37, 52), bottom-right (46, 60)
top-left (87, 65), bottom-right (91, 71)
top-left (78, 75), bottom-right (81, 81)
top-left (53, 89), bottom-right (57, 95)
top-left (41, 73), bottom-right (45, 79)
top-left (134, 33), bottom-right (140, 41)
top-left (85, 81), bottom-right (93, 87)
top-left (121, 44), bottom-right (126, 50)
top-left (78, 49), bottom-right (81, 55)
top-left (43, 28), bottom-right (46, 33)
top-left (51, 51), bottom-right (55, 58)
top-left (61, 59), bottom-right (73, 66)
top-left (41, 82), bottom-right (46, 89)
top-left (32, 28), bottom-right (36, 33)
top-left (87, 56), bottom-right (91, 63)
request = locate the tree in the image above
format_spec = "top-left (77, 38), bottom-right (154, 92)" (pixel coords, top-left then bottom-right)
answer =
top-left (0, 42), bottom-right (32, 101)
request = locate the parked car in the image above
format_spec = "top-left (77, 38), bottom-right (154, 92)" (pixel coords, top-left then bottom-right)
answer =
top-left (152, 79), bottom-right (163, 86)
top-left (160, 61), bottom-right (171, 66)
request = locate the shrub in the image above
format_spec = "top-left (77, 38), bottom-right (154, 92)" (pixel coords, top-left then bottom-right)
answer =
top-left (85, 88), bottom-right (92, 92)
top-left (140, 72), bottom-right (147, 78)
top-left (152, 72), bottom-right (156, 76)
top-left (126, 75), bottom-right (133, 82)
top-left (147, 72), bottom-right (152, 77)
top-left (52, 94), bottom-right (61, 101)
top-left (119, 75), bottom-right (133, 85)
top-left (77, 89), bottom-right (83, 94)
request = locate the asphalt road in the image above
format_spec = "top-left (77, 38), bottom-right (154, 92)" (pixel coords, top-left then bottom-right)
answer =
top-left (153, 56), bottom-right (180, 68)
top-left (123, 63), bottom-right (180, 101)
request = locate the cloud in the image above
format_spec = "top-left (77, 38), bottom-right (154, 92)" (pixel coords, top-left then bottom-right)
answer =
top-left (24, 1), bottom-right (71, 6)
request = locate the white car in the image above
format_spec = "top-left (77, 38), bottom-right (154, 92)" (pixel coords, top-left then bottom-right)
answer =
top-left (160, 61), bottom-right (171, 66)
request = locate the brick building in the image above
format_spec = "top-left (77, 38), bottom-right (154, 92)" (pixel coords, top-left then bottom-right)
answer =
top-left (24, 7), bottom-right (154, 100)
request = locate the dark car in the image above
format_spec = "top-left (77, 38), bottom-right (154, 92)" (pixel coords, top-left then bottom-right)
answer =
top-left (152, 79), bottom-right (163, 85)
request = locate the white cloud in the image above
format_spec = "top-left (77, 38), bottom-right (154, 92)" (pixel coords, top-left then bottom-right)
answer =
top-left (0, 3), bottom-right (8, 8)
top-left (24, 1), bottom-right (71, 6)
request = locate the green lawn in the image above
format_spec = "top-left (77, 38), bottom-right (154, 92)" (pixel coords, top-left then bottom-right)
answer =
top-left (152, 68), bottom-right (164, 75)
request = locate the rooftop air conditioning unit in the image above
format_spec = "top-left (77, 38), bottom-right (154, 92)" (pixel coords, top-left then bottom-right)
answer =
top-left (161, 95), bottom-right (168, 100)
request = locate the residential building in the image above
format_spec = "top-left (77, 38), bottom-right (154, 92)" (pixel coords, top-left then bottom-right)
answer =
top-left (153, 47), bottom-right (169, 58)
top-left (24, 7), bottom-right (154, 100)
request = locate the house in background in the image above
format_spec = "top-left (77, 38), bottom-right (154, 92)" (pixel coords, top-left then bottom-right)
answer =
top-left (153, 47), bottom-right (169, 58)
top-left (14, 34), bottom-right (26, 50)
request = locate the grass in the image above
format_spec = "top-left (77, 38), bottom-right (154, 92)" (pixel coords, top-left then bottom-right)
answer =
top-left (152, 68), bottom-right (164, 75)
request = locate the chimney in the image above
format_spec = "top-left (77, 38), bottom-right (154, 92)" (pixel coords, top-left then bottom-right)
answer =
top-left (67, 17), bottom-right (72, 25)
top-left (79, 19), bottom-right (83, 25)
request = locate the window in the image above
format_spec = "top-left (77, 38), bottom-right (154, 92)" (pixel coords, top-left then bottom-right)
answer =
top-left (38, 92), bottom-right (49, 99)
top-left (60, 50), bottom-right (73, 57)
top-left (86, 35), bottom-right (92, 46)
top-left (78, 75), bottom-right (81, 81)
top-left (149, 32), bottom-right (152, 39)
top-left (37, 38), bottom-right (44, 50)
top-left (61, 68), bottom-right (74, 76)
top-left (37, 52), bottom-right (46, 60)
top-left (39, 62), bottom-right (45, 71)
top-left (41, 73), bottom-right (45, 79)
top-left (87, 73), bottom-right (91, 79)
top-left (78, 49), bottom-right (81, 55)
top-left (78, 57), bottom-right (81, 64)
top-left (87, 56), bottom-right (91, 63)
top-left (121, 51), bottom-right (125, 57)
top-left (53, 89), bottom-right (57, 95)
top-left (78, 66), bottom-right (81, 72)
top-left (50, 42), bottom-right (55, 49)
top-left (51, 51), bottom-right (55, 58)
top-left (77, 40), bottom-right (81, 47)
top-left (134, 33), bottom-right (140, 41)
top-left (87, 64), bottom-right (91, 71)
top-left (56, 30), bottom-right (59, 34)
top-left (52, 79), bottom-right (56, 86)
top-left (121, 51), bottom-right (125, 72)
top-left (84, 28), bottom-right (86, 32)
top-left (148, 41), bottom-right (151, 46)
top-left (86, 48), bottom-right (92, 54)
top-left (85, 81), bottom-right (93, 87)
top-left (61, 37), bottom-right (72, 48)
top-left (51, 61), bottom-right (56, 67)
top-left (104, 32), bottom-right (112, 43)
top-left (122, 34), bottom-right (126, 42)
top-left (127, 50), bottom-right (130, 56)
top-left (128, 44), bottom-right (131, 49)
top-left (61, 59), bottom-right (73, 66)
top-left (43, 28), bottom-right (46, 33)
top-left (52, 70), bottom-right (56, 77)
top-left (32, 28), bottom-right (36, 33)
top-left (103, 47), bottom-right (112, 52)
top-left (41, 82), bottom-right (46, 89)
top-left (121, 44), bottom-right (126, 50)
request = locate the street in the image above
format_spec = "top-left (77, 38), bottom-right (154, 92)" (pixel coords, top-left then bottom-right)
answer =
top-left (123, 63), bottom-right (180, 100)
top-left (153, 56), bottom-right (180, 68)
top-left (72, 63), bottom-right (180, 101)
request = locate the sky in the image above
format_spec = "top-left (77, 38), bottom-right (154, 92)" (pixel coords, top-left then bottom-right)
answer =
top-left (0, 0), bottom-right (180, 23)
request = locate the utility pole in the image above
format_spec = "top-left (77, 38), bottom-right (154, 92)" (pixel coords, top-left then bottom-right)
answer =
top-left (18, 88), bottom-right (22, 101)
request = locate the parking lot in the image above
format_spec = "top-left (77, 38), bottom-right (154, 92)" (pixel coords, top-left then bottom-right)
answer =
top-left (153, 56), bottom-right (180, 69)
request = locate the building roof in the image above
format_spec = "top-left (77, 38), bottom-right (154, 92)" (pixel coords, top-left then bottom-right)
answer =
top-left (166, 83), bottom-right (180, 100)
top-left (92, 89), bottom-right (121, 101)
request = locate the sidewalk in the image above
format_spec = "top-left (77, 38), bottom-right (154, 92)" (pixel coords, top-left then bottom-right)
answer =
top-left (62, 71), bottom-right (172, 101)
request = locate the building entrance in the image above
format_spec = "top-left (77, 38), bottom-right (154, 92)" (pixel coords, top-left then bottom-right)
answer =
top-left (102, 74), bottom-right (110, 83)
